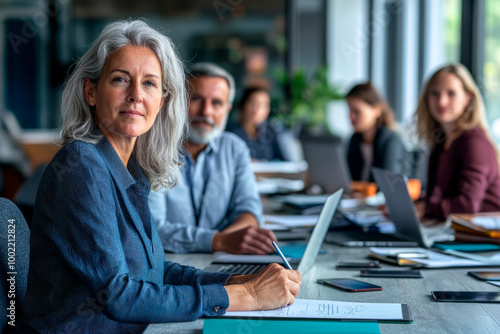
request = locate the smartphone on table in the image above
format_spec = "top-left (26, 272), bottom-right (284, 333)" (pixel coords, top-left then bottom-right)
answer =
top-left (468, 271), bottom-right (500, 281)
top-left (431, 291), bottom-right (500, 303)
top-left (317, 278), bottom-right (383, 292)
top-left (336, 261), bottom-right (381, 270)
top-left (360, 269), bottom-right (423, 278)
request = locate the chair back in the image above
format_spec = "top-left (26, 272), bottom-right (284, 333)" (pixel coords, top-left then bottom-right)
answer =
top-left (15, 164), bottom-right (47, 227)
top-left (0, 197), bottom-right (30, 331)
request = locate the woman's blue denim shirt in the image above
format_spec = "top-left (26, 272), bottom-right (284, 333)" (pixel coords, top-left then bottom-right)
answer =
top-left (22, 136), bottom-right (231, 333)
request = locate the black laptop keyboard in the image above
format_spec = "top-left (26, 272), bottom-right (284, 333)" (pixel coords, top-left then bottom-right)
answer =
top-left (216, 263), bottom-right (266, 275)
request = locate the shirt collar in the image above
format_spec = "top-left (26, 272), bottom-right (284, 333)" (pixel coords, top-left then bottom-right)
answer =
top-left (186, 134), bottom-right (222, 161)
top-left (94, 134), bottom-right (149, 192)
top-left (208, 134), bottom-right (221, 153)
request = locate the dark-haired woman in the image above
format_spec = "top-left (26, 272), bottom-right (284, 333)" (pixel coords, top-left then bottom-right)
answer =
top-left (346, 82), bottom-right (405, 181)
top-left (231, 87), bottom-right (292, 161)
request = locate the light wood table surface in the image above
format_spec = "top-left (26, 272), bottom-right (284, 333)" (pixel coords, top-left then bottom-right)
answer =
top-left (144, 244), bottom-right (500, 334)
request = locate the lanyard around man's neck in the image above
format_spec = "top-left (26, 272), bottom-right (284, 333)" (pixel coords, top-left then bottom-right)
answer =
top-left (184, 152), bottom-right (212, 226)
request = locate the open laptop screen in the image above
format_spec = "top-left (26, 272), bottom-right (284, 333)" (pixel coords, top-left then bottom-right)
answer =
top-left (297, 189), bottom-right (343, 274)
top-left (301, 137), bottom-right (352, 194)
top-left (372, 167), bottom-right (426, 246)
top-left (204, 189), bottom-right (343, 275)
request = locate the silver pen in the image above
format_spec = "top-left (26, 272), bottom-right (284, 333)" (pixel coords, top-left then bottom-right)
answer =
top-left (272, 241), bottom-right (292, 269)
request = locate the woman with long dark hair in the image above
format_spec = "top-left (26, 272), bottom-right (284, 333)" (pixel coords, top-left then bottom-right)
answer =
top-left (345, 82), bottom-right (404, 181)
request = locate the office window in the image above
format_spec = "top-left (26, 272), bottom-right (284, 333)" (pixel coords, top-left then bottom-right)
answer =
top-left (2, 0), bottom-right (287, 129)
top-left (4, 19), bottom-right (40, 128)
top-left (444, 0), bottom-right (461, 63)
top-left (484, 0), bottom-right (500, 142)
top-left (1, 7), bottom-right (53, 129)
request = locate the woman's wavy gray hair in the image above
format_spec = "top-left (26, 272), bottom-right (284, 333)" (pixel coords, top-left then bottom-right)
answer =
top-left (60, 19), bottom-right (187, 191)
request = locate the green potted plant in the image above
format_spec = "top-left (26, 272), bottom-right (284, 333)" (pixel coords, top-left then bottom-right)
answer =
top-left (275, 66), bottom-right (342, 136)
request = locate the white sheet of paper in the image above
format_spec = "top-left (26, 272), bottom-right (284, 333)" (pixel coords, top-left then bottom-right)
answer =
top-left (364, 192), bottom-right (386, 206)
top-left (369, 247), bottom-right (500, 268)
top-left (376, 221), bottom-right (397, 234)
top-left (275, 194), bottom-right (329, 206)
top-left (443, 250), bottom-right (500, 264)
top-left (251, 161), bottom-right (308, 174)
top-left (256, 178), bottom-right (305, 193)
top-left (261, 224), bottom-right (290, 231)
top-left (471, 216), bottom-right (500, 230)
top-left (343, 210), bottom-right (385, 226)
top-left (339, 198), bottom-right (361, 209)
top-left (256, 182), bottom-right (279, 194)
top-left (263, 214), bottom-right (319, 227)
top-left (223, 298), bottom-right (404, 320)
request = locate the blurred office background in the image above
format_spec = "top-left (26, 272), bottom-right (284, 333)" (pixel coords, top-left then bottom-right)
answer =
top-left (1, 0), bottom-right (499, 200)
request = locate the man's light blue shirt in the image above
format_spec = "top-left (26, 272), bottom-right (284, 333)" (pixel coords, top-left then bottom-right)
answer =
top-left (149, 132), bottom-right (263, 253)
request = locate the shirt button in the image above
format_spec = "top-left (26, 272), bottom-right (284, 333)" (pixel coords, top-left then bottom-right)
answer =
top-left (213, 306), bottom-right (220, 312)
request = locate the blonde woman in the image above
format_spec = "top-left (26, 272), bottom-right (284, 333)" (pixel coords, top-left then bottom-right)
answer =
top-left (415, 63), bottom-right (500, 220)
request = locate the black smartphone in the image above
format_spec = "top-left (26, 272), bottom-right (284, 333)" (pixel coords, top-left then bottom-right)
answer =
top-left (317, 278), bottom-right (383, 292)
top-left (431, 291), bottom-right (500, 303)
top-left (336, 261), bottom-right (381, 270)
top-left (360, 269), bottom-right (422, 278)
top-left (468, 271), bottom-right (500, 281)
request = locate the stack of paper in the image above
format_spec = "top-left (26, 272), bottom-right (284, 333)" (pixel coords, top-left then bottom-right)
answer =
top-left (257, 177), bottom-right (304, 194)
top-left (263, 214), bottom-right (319, 228)
top-left (342, 209), bottom-right (386, 227)
top-left (274, 195), bottom-right (328, 215)
top-left (449, 213), bottom-right (500, 245)
top-left (369, 247), bottom-right (500, 268)
top-left (256, 178), bottom-right (305, 194)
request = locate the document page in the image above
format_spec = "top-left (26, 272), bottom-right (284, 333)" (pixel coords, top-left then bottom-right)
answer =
top-left (263, 215), bottom-right (319, 227)
top-left (250, 161), bottom-right (308, 173)
top-left (223, 298), bottom-right (404, 320)
top-left (370, 247), bottom-right (500, 268)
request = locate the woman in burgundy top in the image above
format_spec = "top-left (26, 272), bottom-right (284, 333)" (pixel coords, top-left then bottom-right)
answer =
top-left (415, 63), bottom-right (500, 220)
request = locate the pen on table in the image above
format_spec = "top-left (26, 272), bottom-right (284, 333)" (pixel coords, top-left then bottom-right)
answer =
top-left (272, 241), bottom-right (292, 270)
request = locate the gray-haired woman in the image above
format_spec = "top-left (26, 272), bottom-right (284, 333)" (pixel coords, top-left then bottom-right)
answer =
top-left (22, 19), bottom-right (300, 333)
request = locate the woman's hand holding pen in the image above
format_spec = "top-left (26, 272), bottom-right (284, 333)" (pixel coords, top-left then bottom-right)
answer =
top-left (225, 263), bottom-right (301, 311)
top-left (247, 264), bottom-right (302, 310)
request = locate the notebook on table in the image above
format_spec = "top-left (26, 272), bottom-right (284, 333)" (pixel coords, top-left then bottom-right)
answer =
top-left (203, 189), bottom-right (343, 275)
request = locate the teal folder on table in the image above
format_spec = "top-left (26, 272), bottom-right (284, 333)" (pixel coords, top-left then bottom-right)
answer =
top-left (433, 243), bottom-right (500, 252)
top-left (275, 242), bottom-right (326, 258)
top-left (203, 319), bottom-right (380, 334)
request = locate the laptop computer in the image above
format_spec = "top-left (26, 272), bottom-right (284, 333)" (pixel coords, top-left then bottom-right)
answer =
top-left (301, 137), bottom-right (352, 194)
top-left (372, 167), bottom-right (455, 247)
top-left (203, 189), bottom-right (343, 275)
top-left (327, 167), bottom-right (453, 248)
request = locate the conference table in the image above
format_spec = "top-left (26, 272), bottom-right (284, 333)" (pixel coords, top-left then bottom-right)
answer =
top-left (145, 242), bottom-right (500, 333)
